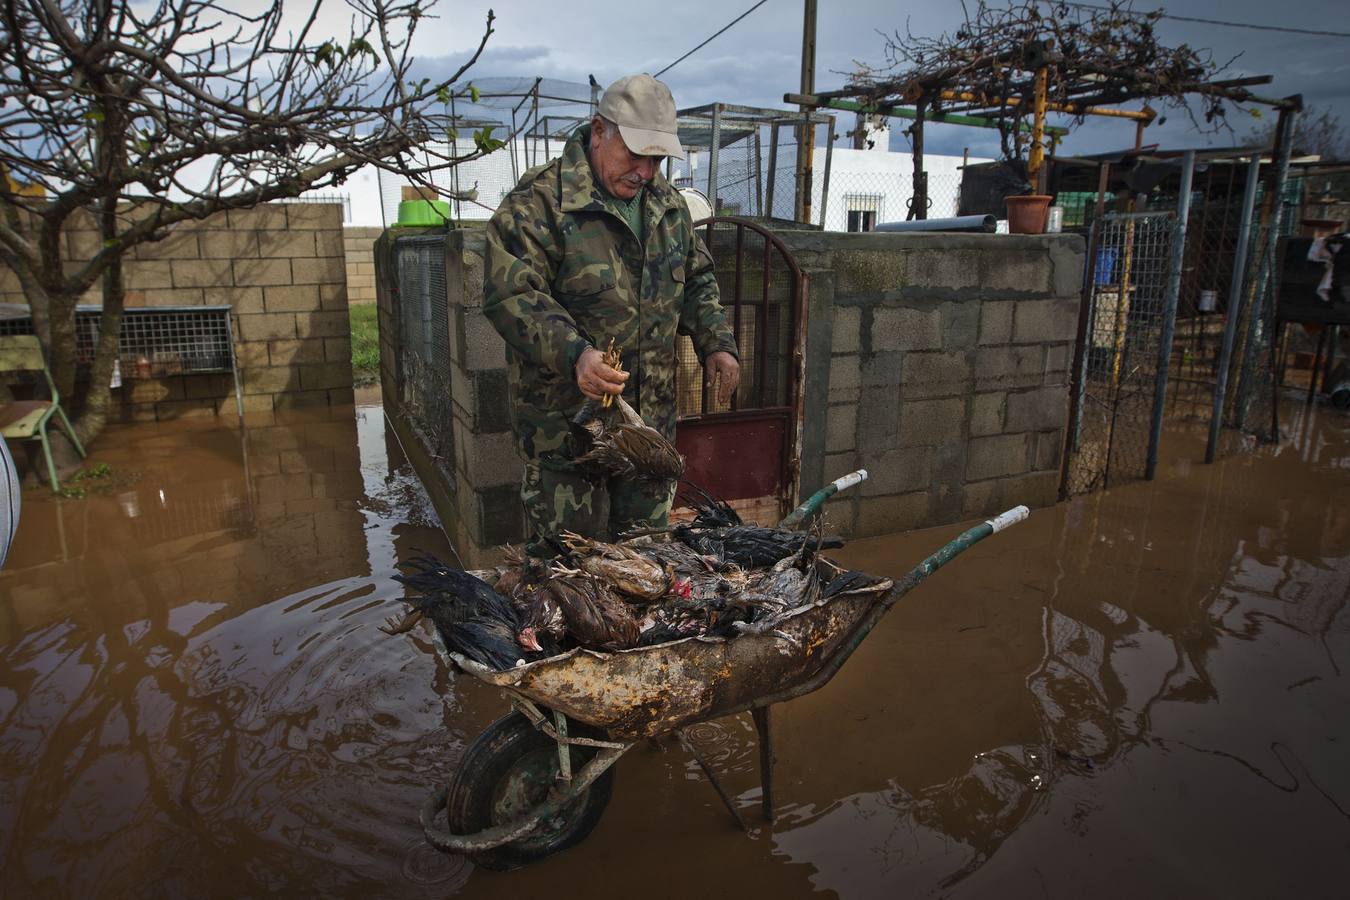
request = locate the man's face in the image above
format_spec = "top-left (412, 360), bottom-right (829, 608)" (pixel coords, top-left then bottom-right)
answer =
top-left (589, 117), bottom-right (661, 200)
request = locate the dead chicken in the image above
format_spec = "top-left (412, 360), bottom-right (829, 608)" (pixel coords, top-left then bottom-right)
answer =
top-left (532, 565), bottom-right (642, 651)
top-left (557, 531), bottom-right (671, 601)
top-left (570, 395), bottom-right (684, 482)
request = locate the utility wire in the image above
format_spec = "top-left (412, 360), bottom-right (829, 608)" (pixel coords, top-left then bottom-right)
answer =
top-left (1043, 1), bottom-right (1350, 39)
top-left (654, 0), bottom-right (771, 78)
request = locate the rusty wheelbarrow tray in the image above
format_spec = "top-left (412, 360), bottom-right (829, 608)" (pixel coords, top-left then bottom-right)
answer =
top-left (420, 505), bottom-right (1031, 860)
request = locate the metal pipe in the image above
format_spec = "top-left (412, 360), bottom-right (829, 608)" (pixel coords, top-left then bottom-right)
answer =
top-left (1028, 67), bottom-right (1049, 185)
top-left (783, 93), bottom-right (1069, 136)
top-left (937, 88), bottom-right (1155, 121)
top-left (779, 469), bottom-right (867, 528)
top-left (1205, 154), bottom-right (1262, 463)
top-left (819, 114), bottom-right (834, 227)
top-left (758, 235), bottom-right (771, 406)
top-left (1235, 101), bottom-right (1299, 431)
top-left (708, 104), bottom-right (722, 214)
top-left (766, 122), bottom-right (780, 218)
top-left (873, 215), bottom-right (995, 233)
top-left (1145, 149), bottom-right (1195, 480)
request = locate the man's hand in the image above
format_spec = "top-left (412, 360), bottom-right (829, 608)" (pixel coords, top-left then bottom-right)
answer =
top-left (706, 351), bottom-right (740, 407)
top-left (575, 347), bottom-right (629, 401)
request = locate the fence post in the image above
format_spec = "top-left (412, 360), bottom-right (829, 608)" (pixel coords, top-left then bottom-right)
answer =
top-left (708, 104), bottom-right (722, 214)
top-left (1145, 150), bottom-right (1195, 480)
top-left (766, 122), bottom-right (780, 219)
top-left (1235, 101), bottom-right (1299, 431)
top-left (818, 115), bottom-right (834, 228)
top-left (1205, 154), bottom-right (1262, 464)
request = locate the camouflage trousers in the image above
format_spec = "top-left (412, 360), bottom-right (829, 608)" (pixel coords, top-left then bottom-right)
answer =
top-left (521, 457), bottom-right (674, 556)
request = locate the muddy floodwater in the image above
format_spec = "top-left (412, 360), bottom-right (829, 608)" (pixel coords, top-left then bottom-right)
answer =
top-left (1, 394), bottom-right (1347, 898)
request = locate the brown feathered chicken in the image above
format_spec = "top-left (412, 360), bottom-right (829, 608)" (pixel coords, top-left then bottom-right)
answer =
top-left (557, 531), bottom-right (670, 601)
top-left (571, 395), bottom-right (684, 482)
top-left (533, 565), bottom-right (641, 651)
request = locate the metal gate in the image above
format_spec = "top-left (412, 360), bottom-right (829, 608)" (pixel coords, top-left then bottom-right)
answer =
top-left (1063, 211), bottom-right (1174, 495)
top-left (675, 217), bottom-right (808, 522)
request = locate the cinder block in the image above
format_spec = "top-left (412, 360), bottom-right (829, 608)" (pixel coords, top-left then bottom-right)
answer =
top-left (324, 337), bottom-right (352, 362)
top-left (1044, 343), bottom-right (1071, 383)
top-left (242, 365), bottom-right (299, 394)
top-left (285, 203), bottom-right (342, 229)
top-left (328, 386), bottom-right (356, 406)
top-left (981, 250), bottom-right (1051, 293)
top-left (966, 433), bottom-right (1031, 481)
top-left (979, 301), bottom-right (1014, 345)
top-left (65, 230), bottom-right (101, 261)
top-left (873, 306), bottom-right (941, 351)
top-left (268, 339), bottom-right (324, 365)
top-left (183, 374), bottom-right (233, 399)
top-left (471, 368), bottom-right (511, 434)
top-left (904, 249), bottom-right (980, 290)
top-left (899, 351), bottom-right (970, 399)
top-left (961, 479), bottom-right (999, 519)
top-left (940, 299), bottom-right (981, 352)
top-left (259, 230), bottom-right (317, 259)
top-left (198, 230), bottom-right (259, 260)
top-left (826, 404), bottom-right (856, 453)
top-left (856, 492), bottom-right (929, 536)
top-left (970, 392), bottom-right (1005, 437)
top-left (171, 258), bottom-right (233, 289)
top-left (264, 284), bottom-right (321, 313)
top-left (463, 311), bottom-right (507, 371)
top-left (829, 354), bottom-right (861, 394)
top-left (319, 283), bottom-right (349, 311)
top-left (155, 398), bottom-right (219, 419)
top-left (227, 205), bottom-right (288, 230)
top-left (127, 378), bottom-right (184, 403)
top-left (857, 385), bottom-right (901, 452)
top-left (291, 256), bottom-right (345, 285)
top-left (1012, 297), bottom-right (1079, 343)
top-left (315, 229), bottom-right (344, 258)
top-left (124, 260), bottom-right (174, 289)
top-left (143, 287), bottom-right (202, 306)
top-left (272, 389), bottom-right (331, 409)
top-left (233, 258), bottom-right (292, 287)
top-left (465, 430), bottom-right (524, 488)
top-left (236, 312), bottom-right (297, 342)
top-left (1005, 386), bottom-right (1068, 433)
top-left (1048, 236), bottom-right (1087, 298)
top-left (897, 397), bottom-right (964, 446)
top-left (822, 451), bottom-right (858, 483)
top-left (833, 249), bottom-right (907, 296)
top-left (860, 447), bottom-right (931, 496)
top-left (831, 305), bottom-right (861, 354)
top-left (861, 351), bottom-right (901, 387)
top-left (299, 361), bottom-right (353, 391)
top-left (974, 345), bottom-right (1042, 391)
top-left (234, 341), bottom-right (270, 367)
top-left (204, 286), bottom-right (264, 314)
top-left (1035, 430), bottom-right (1063, 471)
top-left (135, 230), bottom-right (200, 260)
top-left (294, 311), bottom-right (349, 338)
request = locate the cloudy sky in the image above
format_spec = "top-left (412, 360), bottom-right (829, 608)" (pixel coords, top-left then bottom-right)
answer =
top-left (397, 0), bottom-right (1350, 159)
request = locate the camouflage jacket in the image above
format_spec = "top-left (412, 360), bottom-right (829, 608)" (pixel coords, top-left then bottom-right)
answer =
top-left (483, 125), bottom-right (738, 461)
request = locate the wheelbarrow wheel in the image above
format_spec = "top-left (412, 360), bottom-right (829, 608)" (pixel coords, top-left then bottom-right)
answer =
top-left (446, 710), bottom-right (615, 870)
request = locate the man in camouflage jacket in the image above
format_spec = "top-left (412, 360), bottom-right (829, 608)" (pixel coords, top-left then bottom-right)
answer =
top-left (483, 74), bottom-right (740, 554)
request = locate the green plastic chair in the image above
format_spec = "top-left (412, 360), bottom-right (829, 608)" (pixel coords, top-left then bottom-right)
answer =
top-left (0, 335), bottom-right (86, 491)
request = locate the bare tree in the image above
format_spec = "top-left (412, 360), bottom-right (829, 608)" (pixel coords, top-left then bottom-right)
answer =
top-left (0, 0), bottom-right (500, 459)
top-left (1250, 105), bottom-right (1349, 161)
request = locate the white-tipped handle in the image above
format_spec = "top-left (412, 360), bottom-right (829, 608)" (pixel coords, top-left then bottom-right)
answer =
top-left (985, 505), bottom-right (1029, 533)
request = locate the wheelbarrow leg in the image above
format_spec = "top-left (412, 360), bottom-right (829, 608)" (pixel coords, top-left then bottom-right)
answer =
top-left (676, 729), bottom-right (749, 832)
top-left (752, 706), bottom-right (776, 824)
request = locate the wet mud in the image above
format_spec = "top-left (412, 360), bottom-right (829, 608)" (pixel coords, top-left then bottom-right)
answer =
top-left (1, 397), bottom-right (1347, 898)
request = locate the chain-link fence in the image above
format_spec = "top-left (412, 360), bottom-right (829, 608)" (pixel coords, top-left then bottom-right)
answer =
top-left (391, 235), bottom-right (455, 479)
top-left (1064, 211), bottom-right (1174, 495)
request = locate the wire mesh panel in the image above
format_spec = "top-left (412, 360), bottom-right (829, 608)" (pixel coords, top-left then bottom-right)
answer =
top-left (1064, 212), bottom-right (1174, 495)
top-left (0, 306), bottom-right (235, 377)
top-left (393, 235), bottom-right (454, 476)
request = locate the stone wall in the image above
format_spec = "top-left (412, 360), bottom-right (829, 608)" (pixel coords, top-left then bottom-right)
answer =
top-left (778, 230), bottom-right (1084, 537)
top-left (343, 226), bottom-right (382, 306)
top-left (380, 225), bottom-right (1084, 556)
top-left (0, 202), bottom-right (353, 420)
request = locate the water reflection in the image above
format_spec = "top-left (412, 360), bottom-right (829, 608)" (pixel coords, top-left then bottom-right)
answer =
top-left (0, 399), bottom-right (1346, 898)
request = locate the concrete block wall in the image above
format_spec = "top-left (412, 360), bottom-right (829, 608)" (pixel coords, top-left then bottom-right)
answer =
top-left (376, 225), bottom-right (520, 565)
top-left (778, 230), bottom-right (1085, 538)
top-left (343, 226), bottom-right (382, 306)
top-left (0, 202), bottom-right (353, 420)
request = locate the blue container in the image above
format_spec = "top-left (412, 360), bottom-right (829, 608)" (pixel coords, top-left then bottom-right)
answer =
top-left (1094, 248), bottom-right (1118, 285)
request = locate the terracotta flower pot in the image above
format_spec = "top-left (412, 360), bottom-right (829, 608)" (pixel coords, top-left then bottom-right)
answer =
top-left (1005, 194), bottom-right (1053, 234)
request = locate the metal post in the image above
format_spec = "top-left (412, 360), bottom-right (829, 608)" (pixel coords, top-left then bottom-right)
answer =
top-left (909, 96), bottom-right (927, 220)
top-left (754, 124), bottom-right (764, 217)
top-left (708, 104), bottom-right (722, 214)
top-left (1028, 66), bottom-right (1048, 191)
top-left (1235, 101), bottom-right (1299, 431)
top-left (766, 122), bottom-right (780, 218)
top-left (1205, 154), bottom-right (1262, 463)
top-left (795, 0), bottom-right (817, 224)
top-left (1145, 150), bottom-right (1195, 480)
top-left (818, 115), bottom-right (834, 228)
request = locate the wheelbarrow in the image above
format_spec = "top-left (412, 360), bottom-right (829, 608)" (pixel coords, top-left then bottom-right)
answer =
top-left (418, 475), bottom-right (1031, 869)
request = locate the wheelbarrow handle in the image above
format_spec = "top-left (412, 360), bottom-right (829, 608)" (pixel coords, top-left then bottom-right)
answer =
top-left (779, 469), bottom-right (868, 529)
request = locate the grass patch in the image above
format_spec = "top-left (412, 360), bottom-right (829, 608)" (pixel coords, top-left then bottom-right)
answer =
top-left (53, 462), bottom-right (140, 498)
top-left (349, 304), bottom-right (380, 387)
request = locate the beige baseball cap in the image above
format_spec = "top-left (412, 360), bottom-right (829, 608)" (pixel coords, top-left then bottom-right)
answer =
top-left (598, 74), bottom-right (685, 160)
